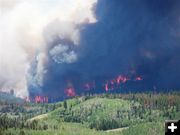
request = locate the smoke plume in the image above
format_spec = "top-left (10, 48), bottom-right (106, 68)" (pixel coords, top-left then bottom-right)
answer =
top-left (0, 0), bottom-right (98, 97)
top-left (1, 0), bottom-right (180, 99)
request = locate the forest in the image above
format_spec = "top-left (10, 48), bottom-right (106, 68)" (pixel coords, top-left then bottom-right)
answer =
top-left (0, 92), bottom-right (179, 135)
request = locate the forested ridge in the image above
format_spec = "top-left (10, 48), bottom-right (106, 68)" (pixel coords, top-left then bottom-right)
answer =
top-left (0, 92), bottom-right (179, 135)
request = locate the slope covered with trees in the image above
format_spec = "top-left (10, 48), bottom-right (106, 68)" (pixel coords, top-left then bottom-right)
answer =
top-left (0, 92), bottom-right (179, 135)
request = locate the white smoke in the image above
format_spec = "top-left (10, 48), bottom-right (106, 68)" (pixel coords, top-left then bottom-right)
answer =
top-left (50, 44), bottom-right (77, 64)
top-left (0, 0), bottom-right (98, 98)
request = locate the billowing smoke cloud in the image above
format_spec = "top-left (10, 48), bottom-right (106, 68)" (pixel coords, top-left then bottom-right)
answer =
top-left (0, 0), bottom-right (98, 97)
top-left (39, 0), bottom-right (180, 98)
top-left (79, 0), bottom-right (180, 90)
top-left (1, 0), bottom-right (180, 99)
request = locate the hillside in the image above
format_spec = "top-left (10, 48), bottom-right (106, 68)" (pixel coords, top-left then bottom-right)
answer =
top-left (50, 97), bottom-right (135, 130)
top-left (0, 92), bottom-right (180, 135)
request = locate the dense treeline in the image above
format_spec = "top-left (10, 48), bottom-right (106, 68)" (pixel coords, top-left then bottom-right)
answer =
top-left (0, 113), bottom-right (58, 135)
top-left (0, 101), bottom-right (61, 118)
top-left (0, 102), bottom-right (61, 134)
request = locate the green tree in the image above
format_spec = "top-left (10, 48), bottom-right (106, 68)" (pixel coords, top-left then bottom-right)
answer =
top-left (63, 100), bottom-right (68, 109)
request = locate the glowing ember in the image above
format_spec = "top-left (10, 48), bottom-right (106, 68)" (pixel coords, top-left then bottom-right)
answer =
top-left (116, 75), bottom-right (129, 84)
top-left (64, 74), bottom-right (143, 93)
top-left (101, 74), bottom-right (143, 92)
top-left (135, 76), bottom-right (143, 81)
top-left (35, 96), bottom-right (48, 103)
top-left (24, 96), bottom-right (47, 103)
top-left (24, 96), bottom-right (48, 103)
top-left (105, 82), bottom-right (109, 91)
top-left (65, 87), bottom-right (76, 97)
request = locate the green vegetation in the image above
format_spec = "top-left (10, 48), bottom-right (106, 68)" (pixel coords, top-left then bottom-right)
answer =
top-left (0, 92), bottom-right (180, 135)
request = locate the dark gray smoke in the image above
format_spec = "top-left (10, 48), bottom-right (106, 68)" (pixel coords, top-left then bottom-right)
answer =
top-left (29, 0), bottom-right (180, 98)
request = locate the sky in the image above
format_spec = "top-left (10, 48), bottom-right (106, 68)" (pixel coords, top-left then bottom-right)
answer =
top-left (0, 0), bottom-right (180, 98)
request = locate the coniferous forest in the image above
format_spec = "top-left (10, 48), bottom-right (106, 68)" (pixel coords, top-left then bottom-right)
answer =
top-left (0, 92), bottom-right (179, 135)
